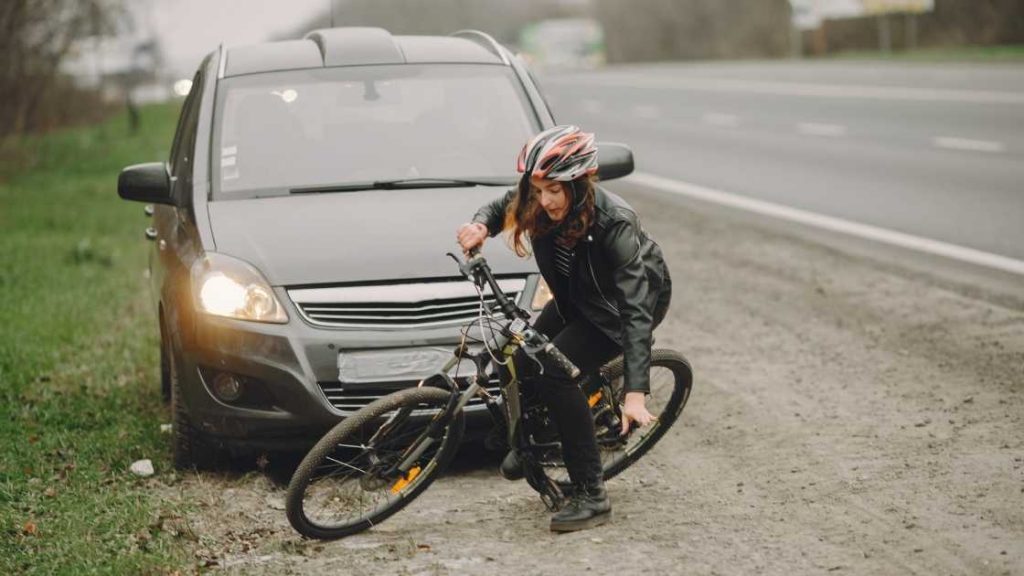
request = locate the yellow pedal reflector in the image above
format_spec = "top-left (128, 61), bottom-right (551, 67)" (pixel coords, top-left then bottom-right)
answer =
top-left (390, 466), bottom-right (422, 494)
top-left (587, 391), bottom-right (603, 408)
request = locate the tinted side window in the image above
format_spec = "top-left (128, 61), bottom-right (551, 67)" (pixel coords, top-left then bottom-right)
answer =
top-left (168, 73), bottom-right (199, 171)
top-left (169, 71), bottom-right (203, 205)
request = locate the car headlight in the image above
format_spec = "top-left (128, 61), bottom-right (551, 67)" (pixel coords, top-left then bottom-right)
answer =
top-left (191, 253), bottom-right (288, 323)
top-left (531, 276), bottom-right (554, 311)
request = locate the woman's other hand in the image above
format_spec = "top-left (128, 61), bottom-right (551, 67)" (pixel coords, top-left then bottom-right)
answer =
top-left (457, 222), bottom-right (488, 254)
top-left (620, 391), bottom-right (657, 435)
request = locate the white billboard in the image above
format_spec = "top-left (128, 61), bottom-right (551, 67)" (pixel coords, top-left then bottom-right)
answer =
top-left (861, 0), bottom-right (935, 15)
top-left (791, 0), bottom-right (934, 29)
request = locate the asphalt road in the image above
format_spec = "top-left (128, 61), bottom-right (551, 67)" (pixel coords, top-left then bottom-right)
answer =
top-left (539, 60), bottom-right (1024, 264)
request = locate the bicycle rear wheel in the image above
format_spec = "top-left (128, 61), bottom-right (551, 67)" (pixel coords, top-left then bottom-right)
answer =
top-left (542, 349), bottom-right (693, 483)
top-left (285, 386), bottom-right (464, 540)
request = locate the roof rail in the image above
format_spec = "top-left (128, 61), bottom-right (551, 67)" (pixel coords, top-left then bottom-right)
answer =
top-left (450, 30), bottom-right (510, 66)
top-left (217, 43), bottom-right (227, 79)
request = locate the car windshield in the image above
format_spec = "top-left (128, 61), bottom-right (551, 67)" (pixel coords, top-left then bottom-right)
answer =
top-left (212, 64), bottom-right (538, 199)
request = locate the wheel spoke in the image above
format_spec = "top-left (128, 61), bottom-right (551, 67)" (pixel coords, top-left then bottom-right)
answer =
top-left (323, 455), bottom-right (369, 475)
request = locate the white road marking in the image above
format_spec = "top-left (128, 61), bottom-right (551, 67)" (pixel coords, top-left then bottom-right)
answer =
top-left (631, 104), bottom-right (660, 119)
top-left (581, 99), bottom-right (603, 114)
top-left (629, 171), bottom-right (1024, 277)
top-left (798, 122), bottom-right (847, 137)
top-left (932, 137), bottom-right (1006, 153)
top-left (703, 113), bottom-right (740, 127)
top-left (553, 76), bottom-right (1024, 105)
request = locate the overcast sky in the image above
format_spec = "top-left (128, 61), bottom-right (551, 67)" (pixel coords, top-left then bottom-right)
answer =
top-left (137, 0), bottom-right (327, 77)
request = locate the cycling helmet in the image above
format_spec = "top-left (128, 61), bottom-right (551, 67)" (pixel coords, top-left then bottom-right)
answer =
top-left (516, 125), bottom-right (598, 182)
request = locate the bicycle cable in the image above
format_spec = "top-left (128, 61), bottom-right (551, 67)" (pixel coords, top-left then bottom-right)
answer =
top-left (474, 283), bottom-right (509, 366)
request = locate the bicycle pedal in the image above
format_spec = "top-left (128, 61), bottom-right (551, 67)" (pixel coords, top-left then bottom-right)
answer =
top-left (529, 440), bottom-right (561, 450)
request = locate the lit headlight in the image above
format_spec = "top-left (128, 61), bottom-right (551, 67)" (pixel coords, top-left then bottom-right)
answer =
top-left (531, 276), bottom-right (554, 311)
top-left (191, 253), bottom-right (288, 323)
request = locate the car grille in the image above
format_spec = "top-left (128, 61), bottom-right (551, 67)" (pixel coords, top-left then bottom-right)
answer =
top-left (318, 377), bottom-right (502, 413)
top-left (288, 278), bottom-right (527, 329)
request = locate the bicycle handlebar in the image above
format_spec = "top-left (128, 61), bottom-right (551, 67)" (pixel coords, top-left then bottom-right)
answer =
top-left (460, 246), bottom-right (527, 321)
top-left (537, 341), bottom-right (581, 380)
top-left (453, 247), bottom-right (581, 379)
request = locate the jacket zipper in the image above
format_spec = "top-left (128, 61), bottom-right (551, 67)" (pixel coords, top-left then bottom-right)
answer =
top-left (552, 289), bottom-right (566, 322)
top-left (586, 241), bottom-right (620, 315)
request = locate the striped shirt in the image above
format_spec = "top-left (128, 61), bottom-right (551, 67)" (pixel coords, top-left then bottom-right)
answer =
top-left (553, 242), bottom-right (573, 277)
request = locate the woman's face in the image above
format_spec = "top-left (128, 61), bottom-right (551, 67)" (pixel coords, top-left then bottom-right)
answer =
top-left (531, 176), bottom-right (569, 222)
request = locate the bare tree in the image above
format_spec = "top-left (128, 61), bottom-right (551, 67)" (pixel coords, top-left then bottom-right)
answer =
top-left (1, 0), bottom-right (127, 137)
top-left (809, 0), bottom-right (1024, 55)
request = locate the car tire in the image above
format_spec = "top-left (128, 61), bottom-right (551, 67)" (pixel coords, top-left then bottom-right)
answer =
top-left (168, 336), bottom-right (217, 471)
top-left (159, 316), bottom-right (171, 404)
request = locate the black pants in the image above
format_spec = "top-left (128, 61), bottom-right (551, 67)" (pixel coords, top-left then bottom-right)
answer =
top-left (517, 301), bottom-right (622, 486)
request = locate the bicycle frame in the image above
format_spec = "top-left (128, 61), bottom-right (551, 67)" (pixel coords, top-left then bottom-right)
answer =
top-left (383, 251), bottom-right (572, 508)
top-left (395, 314), bottom-right (525, 469)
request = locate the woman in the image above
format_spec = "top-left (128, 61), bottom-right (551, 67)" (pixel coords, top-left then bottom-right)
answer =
top-left (456, 125), bottom-right (672, 532)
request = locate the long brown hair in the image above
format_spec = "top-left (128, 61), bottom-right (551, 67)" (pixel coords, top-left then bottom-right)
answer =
top-left (503, 174), bottom-right (597, 257)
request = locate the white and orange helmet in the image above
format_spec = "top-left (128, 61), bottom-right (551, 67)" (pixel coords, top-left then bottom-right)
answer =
top-left (516, 125), bottom-right (598, 182)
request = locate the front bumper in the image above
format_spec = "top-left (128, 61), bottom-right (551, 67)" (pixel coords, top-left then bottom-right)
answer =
top-left (173, 280), bottom-right (538, 452)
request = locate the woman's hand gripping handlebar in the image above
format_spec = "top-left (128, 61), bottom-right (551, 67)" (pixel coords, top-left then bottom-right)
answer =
top-left (529, 336), bottom-right (582, 380)
top-left (457, 222), bottom-right (488, 255)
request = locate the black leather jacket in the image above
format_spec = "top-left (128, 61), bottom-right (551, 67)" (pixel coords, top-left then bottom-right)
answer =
top-left (473, 186), bottom-right (671, 394)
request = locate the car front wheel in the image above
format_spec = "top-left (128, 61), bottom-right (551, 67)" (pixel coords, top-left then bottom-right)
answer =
top-left (168, 337), bottom-right (217, 470)
top-left (159, 318), bottom-right (171, 404)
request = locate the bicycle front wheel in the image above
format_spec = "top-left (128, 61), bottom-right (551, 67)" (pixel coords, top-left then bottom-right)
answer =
top-left (285, 386), bottom-right (464, 540)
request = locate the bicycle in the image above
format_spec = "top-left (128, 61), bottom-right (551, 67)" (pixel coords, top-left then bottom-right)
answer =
top-left (285, 248), bottom-right (693, 540)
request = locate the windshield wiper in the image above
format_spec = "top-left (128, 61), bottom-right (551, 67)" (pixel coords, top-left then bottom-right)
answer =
top-left (290, 177), bottom-right (514, 194)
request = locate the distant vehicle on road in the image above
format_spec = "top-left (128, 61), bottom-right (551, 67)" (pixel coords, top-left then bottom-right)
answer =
top-left (519, 18), bottom-right (605, 70)
top-left (116, 27), bottom-right (635, 469)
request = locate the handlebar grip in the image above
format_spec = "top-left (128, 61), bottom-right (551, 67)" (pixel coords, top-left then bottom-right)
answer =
top-left (540, 343), bottom-right (581, 380)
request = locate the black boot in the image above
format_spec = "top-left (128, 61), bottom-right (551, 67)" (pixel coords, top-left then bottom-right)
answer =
top-left (555, 478), bottom-right (575, 498)
top-left (550, 480), bottom-right (611, 532)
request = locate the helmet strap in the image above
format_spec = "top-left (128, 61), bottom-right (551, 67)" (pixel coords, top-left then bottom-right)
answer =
top-left (570, 179), bottom-right (587, 211)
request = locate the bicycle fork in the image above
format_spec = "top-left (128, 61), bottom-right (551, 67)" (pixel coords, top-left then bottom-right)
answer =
top-left (385, 373), bottom-right (485, 483)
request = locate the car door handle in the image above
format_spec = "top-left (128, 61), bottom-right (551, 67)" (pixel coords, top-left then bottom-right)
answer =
top-left (145, 227), bottom-right (158, 241)
top-left (144, 204), bottom-right (154, 217)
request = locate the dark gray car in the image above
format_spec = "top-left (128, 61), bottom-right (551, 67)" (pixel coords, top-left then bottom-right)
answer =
top-left (117, 27), bottom-right (634, 469)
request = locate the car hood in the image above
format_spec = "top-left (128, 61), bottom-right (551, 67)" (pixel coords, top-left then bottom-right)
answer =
top-left (206, 187), bottom-right (534, 286)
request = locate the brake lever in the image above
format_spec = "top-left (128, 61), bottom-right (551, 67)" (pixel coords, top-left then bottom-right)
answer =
top-left (518, 328), bottom-right (548, 375)
top-left (446, 251), bottom-right (484, 287)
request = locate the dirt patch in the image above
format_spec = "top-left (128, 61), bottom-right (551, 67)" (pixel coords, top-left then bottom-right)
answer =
top-left (154, 184), bottom-right (1024, 575)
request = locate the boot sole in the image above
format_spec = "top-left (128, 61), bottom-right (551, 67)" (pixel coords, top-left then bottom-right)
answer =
top-left (550, 511), bottom-right (611, 533)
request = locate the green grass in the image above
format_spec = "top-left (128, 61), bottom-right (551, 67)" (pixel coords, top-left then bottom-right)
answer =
top-left (830, 43), bottom-right (1024, 63)
top-left (0, 103), bottom-right (195, 574)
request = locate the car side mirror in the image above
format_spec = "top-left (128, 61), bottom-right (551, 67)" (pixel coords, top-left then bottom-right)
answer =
top-left (118, 162), bottom-right (175, 205)
top-left (596, 143), bottom-right (634, 181)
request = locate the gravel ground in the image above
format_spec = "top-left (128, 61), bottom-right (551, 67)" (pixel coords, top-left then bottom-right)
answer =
top-left (154, 182), bottom-right (1024, 575)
